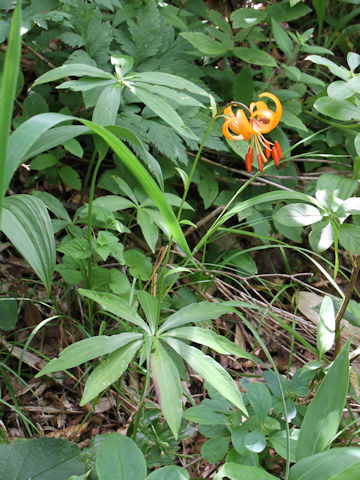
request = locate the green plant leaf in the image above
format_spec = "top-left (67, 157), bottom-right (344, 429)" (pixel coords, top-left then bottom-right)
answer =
top-left (214, 463), bottom-right (278, 480)
top-left (32, 64), bottom-right (115, 88)
top-left (2, 195), bottom-right (55, 296)
top-left (306, 55), bottom-right (351, 80)
top-left (0, 437), bottom-right (85, 480)
top-left (80, 339), bottom-right (142, 405)
top-left (309, 221), bottom-right (334, 252)
top-left (36, 332), bottom-right (142, 376)
top-left (132, 86), bottom-right (198, 140)
top-left (93, 84), bottom-right (122, 126)
top-left (137, 208), bottom-right (159, 253)
top-left (79, 289), bottom-right (151, 333)
top-left (317, 296), bottom-right (335, 358)
top-left (233, 47), bottom-right (277, 67)
top-left (132, 72), bottom-right (210, 98)
top-left (271, 18), bottom-right (293, 58)
top-left (289, 448), bottom-right (360, 480)
top-left (158, 302), bottom-right (234, 334)
top-left (231, 8), bottom-right (266, 28)
top-left (246, 382), bottom-right (272, 419)
top-left (0, 0), bottom-right (21, 221)
top-left (162, 326), bottom-right (254, 361)
top-left (137, 291), bottom-right (158, 334)
top-left (151, 339), bottom-right (183, 439)
top-left (314, 97), bottom-right (360, 121)
top-left (146, 465), bottom-right (189, 480)
top-left (180, 32), bottom-right (229, 56)
top-left (201, 437), bottom-right (230, 463)
top-left (296, 342), bottom-right (350, 460)
top-left (245, 431), bottom-right (266, 453)
top-left (165, 337), bottom-right (247, 415)
top-left (338, 224), bottom-right (360, 254)
top-left (96, 433), bottom-right (146, 480)
top-left (274, 203), bottom-right (323, 227)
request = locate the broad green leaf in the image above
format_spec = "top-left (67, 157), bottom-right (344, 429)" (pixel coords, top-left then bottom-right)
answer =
top-left (336, 197), bottom-right (360, 216)
top-left (58, 237), bottom-right (91, 260)
top-left (146, 466), bottom-right (189, 480)
top-left (184, 406), bottom-right (226, 426)
top-left (162, 326), bottom-right (254, 361)
top-left (317, 173), bottom-right (358, 201)
top-left (93, 195), bottom-right (135, 211)
top-left (246, 382), bottom-right (272, 419)
top-left (79, 289), bottom-right (151, 333)
top-left (32, 64), bottom-right (115, 87)
top-left (30, 153), bottom-right (58, 170)
top-left (201, 437), bottom-right (230, 463)
top-left (158, 302), bottom-right (234, 334)
top-left (132, 86), bottom-right (198, 140)
top-left (151, 339), bottom-right (183, 439)
top-left (2, 195), bottom-right (55, 295)
top-left (5, 113), bottom-right (74, 194)
top-left (165, 337), bottom-right (247, 414)
top-left (63, 138), bottom-right (83, 158)
top-left (274, 203), bottom-right (323, 227)
top-left (134, 83), bottom-right (204, 108)
top-left (245, 431), bottom-right (266, 453)
top-left (354, 133), bottom-right (360, 156)
top-left (93, 84), bottom-right (122, 126)
top-left (36, 333), bottom-right (142, 376)
top-left (281, 110), bottom-right (307, 132)
top-left (327, 81), bottom-right (354, 100)
top-left (80, 340), bottom-right (142, 405)
top-left (214, 463), bottom-right (278, 480)
top-left (339, 224), bottom-right (360, 254)
top-left (59, 165), bottom-right (81, 190)
top-left (231, 8), bottom-right (266, 28)
top-left (306, 55), bottom-right (351, 80)
top-left (180, 32), bottom-right (229, 56)
top-left (0, 0), bottom-right (21, 221)
top-left (269, 429), bottom-right (298, 463)
top-left (347, 52), bottom-right (360, 71)
top-left (233, 47), bottom-right (277, 67)
top-left (271, 19), bottom-right (293, 58)
top-left (314, 97), bottom-right (360, 121)
top-left (289, 448), bottom-right (360, 480)
top-left (317, 296), bottom-right (335, 358)
top-left (0, 437), bottom-right (85, 480)
top-left (132, 71), bottom-right (210, 98)
top-left (96, 434), bottom-right (146, 480)
top-left (296, 342), bottom-right (350, 460)
top-left (309, 221), bottom-right (334, 252)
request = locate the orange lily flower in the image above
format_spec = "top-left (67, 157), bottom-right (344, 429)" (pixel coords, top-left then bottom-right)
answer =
top-left (222, 92), bottom-right (283, 173)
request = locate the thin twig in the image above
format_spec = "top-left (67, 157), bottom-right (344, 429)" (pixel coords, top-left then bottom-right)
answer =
top-left (334, 255), bottom-right (360, 357)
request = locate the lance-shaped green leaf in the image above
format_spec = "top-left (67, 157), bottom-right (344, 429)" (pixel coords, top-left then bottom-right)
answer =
top-left (151, 339), bottom-right (183, 439)
top-left (79, 120), bottom-right (191, 256)
top-left (137, 291), bottom-right (158, 334)
top-left (289, 447), bottom-right (360, 480)
top-left (162, 326), bottom-right (255, 361)
top-left (36, 332), bottom-right (142, 376)
top-left (32, 63), bottom-right (115, 88)
top-left (2, 195), bottom-right (55, 296)
top-left (130, 86), bottom-right (198, 140)
top-left (0, 0), bottom-right (21, 220)
top-left (164, 337), bottom-right (247, 415)
top-left (57, 78), bottom-right (116, 92)
top-left (93, 84), bottom-right (122, 126)
top-left (146, 466), bottom-right (189, 480)
top-left (131, 71), bottom-right (210, 98)
top-left (158, 302), bottom-right (234, 334)
top-left (79, 289), bottom-right (151, 333)
top-left (80, 340), bottom-right (143, 405)
top-left (296, 342), bottom-right (350, 460)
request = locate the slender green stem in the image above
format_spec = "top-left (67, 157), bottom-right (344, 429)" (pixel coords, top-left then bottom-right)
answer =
top-left (131, 359), bottom-right (151, 440)
top-left (334, 255), bottom-right (360, 357)
top-left (332, 220), bottom-right (339, 281)
top-left (177, 117), bottom-right (217, 221)
top-left (80, 149), bottom-right (96, 205)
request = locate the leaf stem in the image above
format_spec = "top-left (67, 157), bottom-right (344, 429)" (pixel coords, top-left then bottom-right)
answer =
top-left (334, 255), bottom-right (360, 357)
top-left (130, 359), bottom-right (151, 440)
